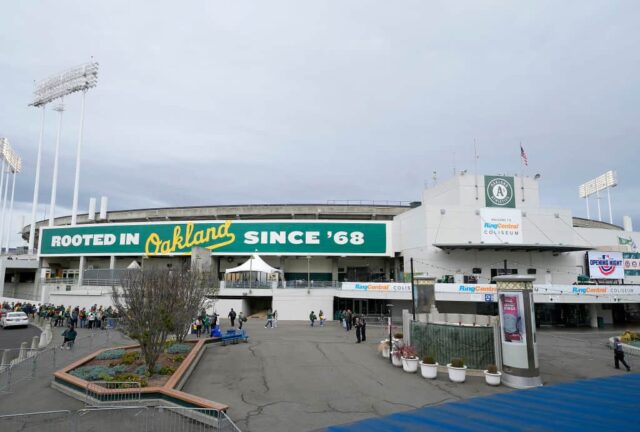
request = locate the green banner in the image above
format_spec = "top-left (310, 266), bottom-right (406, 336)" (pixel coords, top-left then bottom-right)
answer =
top-left (39, 221), bottom-right (389, 256)
top-left (484, 175), bottom-right (516, 208)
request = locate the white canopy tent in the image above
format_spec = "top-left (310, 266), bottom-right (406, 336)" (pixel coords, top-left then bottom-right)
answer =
top-left (224, 255), bottom-right (284, 287)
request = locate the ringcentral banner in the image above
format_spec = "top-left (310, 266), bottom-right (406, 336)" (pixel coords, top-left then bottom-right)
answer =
top-left (341, 282), bottom-right (411, 292)
top-left (480, 208), bottom-right (523, 244)
top-left (39, 221), bottom-right (390, 257)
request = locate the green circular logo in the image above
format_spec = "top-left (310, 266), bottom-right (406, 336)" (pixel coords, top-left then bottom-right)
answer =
top-left (487, 178), bottom-right (513, 206)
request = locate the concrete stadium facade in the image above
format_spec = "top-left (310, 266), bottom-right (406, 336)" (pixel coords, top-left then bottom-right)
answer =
top-left (3, 174), bottom-right (640, 326)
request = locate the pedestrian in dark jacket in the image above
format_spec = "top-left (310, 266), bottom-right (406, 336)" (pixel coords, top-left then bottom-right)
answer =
top-left (613, 337), bottom-right (631, 371)
top-left (228, 309), bottom-right (236, 327)
top-left (309, 311), bottom-right (317, 327)
top-left (355, 316), bottom-right (362, 343)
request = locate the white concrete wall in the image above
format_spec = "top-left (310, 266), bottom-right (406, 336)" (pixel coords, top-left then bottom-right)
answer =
top-left (272, 290), bottom-right (335, 321)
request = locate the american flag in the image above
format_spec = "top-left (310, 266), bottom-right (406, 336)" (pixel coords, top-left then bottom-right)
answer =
top-left (520, 144), bottom-right (528, 166)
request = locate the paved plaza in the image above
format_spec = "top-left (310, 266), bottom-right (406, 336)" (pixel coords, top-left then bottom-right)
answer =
top-left (184, 320), bottom-right (637, 432)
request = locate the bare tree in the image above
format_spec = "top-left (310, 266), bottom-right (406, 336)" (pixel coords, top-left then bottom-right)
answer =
top-left (170, 269), bottom-right (211, 342)
top-left (112, 269), bottom-right (192, 371)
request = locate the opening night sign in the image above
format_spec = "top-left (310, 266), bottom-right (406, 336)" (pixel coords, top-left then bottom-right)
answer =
top-left (38, 221), bottom-right (390, 257)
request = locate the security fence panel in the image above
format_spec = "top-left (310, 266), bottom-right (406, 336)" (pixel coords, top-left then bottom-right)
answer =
top-left (0, 410), bottom-right (71, 432)
top-left (411, 322), bottom-right (496, 369)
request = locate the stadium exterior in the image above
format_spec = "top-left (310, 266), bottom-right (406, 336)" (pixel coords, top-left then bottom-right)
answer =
top-left (3, 174), bottom-right (640, 326)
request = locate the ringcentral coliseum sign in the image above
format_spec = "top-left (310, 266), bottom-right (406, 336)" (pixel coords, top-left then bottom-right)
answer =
top-left (39, 221), bottom-right (390, 256)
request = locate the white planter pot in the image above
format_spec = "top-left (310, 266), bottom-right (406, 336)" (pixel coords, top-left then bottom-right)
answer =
top-left (391, 352), bottom-right (403, 367)
top-left (446, 364), bottom-right (467, 383)
top-left (402, 357), bottom-right (419, 373)
top-left (484, 370), bottom-right (502, 386)
top-left (420, 362), bottom-right (439, 379)
top-left (382, 344), bottom-right (390, 358)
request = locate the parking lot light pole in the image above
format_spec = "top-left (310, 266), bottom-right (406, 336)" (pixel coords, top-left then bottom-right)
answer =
top-left (386, 303), bottom-right (394, 364)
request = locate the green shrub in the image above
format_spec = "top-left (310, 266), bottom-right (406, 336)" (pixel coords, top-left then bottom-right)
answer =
top-left (157, 366), bottom-right (176, 376)
top-left (71, 366), bottom-right (114, 381)
top-left (166, 343), bottom-right (191, 354)
top-left (450, 358), bottom-right (465, 368)
top-left (112, 373), bottom-right (148, 387)
top-left (173, 354), bottom-right (185, 363)
top-left (134, 365), bottom-right (150, 377)
top-left (422, 355), bottom-right (435, 365)
top-left (486, 364), bottom-right (498, 374)
top-left (96, 349), bottom-right (126, 360)
top-left (110, 365), bottom-right (128, 375)
top-left (121, 351), bottom-right (140, 365)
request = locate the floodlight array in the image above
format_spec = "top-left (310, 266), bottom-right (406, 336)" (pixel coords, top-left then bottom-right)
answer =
top-left (0, 138), bottom-right (22, 173)
top-left (578, 170), bottom-right (617, 198)
top-left (30, 62), bottom-right (99, 107)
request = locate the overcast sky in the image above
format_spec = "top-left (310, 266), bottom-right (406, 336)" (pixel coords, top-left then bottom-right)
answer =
top-left (1, 1), bottom-right (639, 246)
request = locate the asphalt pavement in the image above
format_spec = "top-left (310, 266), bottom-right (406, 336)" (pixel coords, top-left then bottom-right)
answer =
top-left (183, 320), bottom-right (639, 432)
top-left (0, 324), bottom-right (41, 364)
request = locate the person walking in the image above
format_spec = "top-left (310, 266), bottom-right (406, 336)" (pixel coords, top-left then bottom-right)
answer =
top-left (613, 337), bottom-right (631, 371)
top-left (265, 310), bottom-right (274, 328)
top-left (238, 311), bottom-right (246, 329)
top-left (195, 317), bottom-right (203, 338)
top-left (203, 314), bottom-right (211, 335)
top-left (360, 315), bottom-right (366, 341)
top-left (273, 310), bottom-right (278, 328)
top-left (309, 311), bottom-right (317, 327)
top-left (346, 309), bottom-right (353, 331)
top-left (355, 316), bottom-right (362, 343)
top-left (228, 308), bottom-right (237, 327)
top-left (319, 310), bottom-right (325, 327)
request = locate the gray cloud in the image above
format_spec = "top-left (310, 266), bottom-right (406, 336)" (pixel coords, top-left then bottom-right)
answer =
top-left (1, 0), bottom-right (639, 248)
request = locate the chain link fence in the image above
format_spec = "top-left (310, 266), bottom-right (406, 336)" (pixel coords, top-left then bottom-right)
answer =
top-left (0, 406), bottom-right (240, 432)
top-left (410, 321), bottom-right (496, 369)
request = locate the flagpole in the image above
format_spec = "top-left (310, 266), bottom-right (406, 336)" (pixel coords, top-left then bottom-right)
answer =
top-left (520, 142), bottom-right (525, 203)
top-left (474, 139), bottom-right (479, 201)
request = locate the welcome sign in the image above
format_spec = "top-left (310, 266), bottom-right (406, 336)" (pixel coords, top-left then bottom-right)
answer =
top-left (39, 221), bottom-right (390, 257)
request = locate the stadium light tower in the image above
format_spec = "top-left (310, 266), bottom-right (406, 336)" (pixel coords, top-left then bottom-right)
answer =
top-left (578, 170), bottom-right (617, 224)
top-left (28, 62), bottom-right (99, 252)
top-left (0, 139), bottom-right (22, 253)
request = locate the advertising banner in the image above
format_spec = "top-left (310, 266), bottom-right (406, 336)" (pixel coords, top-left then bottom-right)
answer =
top-left (499, 292), bottom-right (525, 344)
top-left (341, 282), bottom-right (411, 292)
top-left (588, 251), bottom-right (624, 280)
top-left (480, 208), bottom-right (523, 244)
top-left (39, 221), bottom-right (389, 257)
top-left (623, 252), bottom-right (640, 276)
top-left (484, 176), bottom-right (515, 208)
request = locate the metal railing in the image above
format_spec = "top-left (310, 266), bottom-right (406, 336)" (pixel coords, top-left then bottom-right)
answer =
top-left (284, 280), bottom-right (340, 288)
top-left (86, 381), bottom-right (142, 406)
top-left (223, 281), bottom-right (273, 289)
top-left (0, 406), bottom-right (241, 432)
top-left (0, 328), bottom-right (115, 393)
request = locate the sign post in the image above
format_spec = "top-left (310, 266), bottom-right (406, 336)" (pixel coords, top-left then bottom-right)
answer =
top-left (495, 275), bottom-right (541, 389)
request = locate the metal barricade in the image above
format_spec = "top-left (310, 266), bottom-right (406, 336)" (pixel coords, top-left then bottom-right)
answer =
top-left (0, 406), bottom-right (241, 432)
top-left (86, 381), bottom-right (142, 406)
top-left (0, 410), bottom-right (71, 432)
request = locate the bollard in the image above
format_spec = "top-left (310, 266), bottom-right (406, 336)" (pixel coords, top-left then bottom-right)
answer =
top-left (0, 349), bottom-right (9, 370)
top-left (38, 332), bottom-right (48, 349)
top-left (31, 336), bottom-right (40, 351)
top-left (18, 342), bottom-right (28, 362)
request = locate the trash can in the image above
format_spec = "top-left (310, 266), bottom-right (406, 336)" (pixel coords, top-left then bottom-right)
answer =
top-left (597, 317), bottom-right (604, 329)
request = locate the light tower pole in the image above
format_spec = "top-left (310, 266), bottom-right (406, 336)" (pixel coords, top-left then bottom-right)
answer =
top-left (29, 62), bottom-right (99, 251)
top-left (49, 102), bottom-right (64, 226)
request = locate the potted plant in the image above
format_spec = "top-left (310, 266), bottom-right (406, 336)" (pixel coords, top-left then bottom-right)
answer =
top-left (377, 340), bottom-right (391, 358)
top-left (447, 358), bottom-right (467, 383)
top-left (484, 364), bottom-right (501, 386)
top-left (400, 345), bottom-right (419, 373)
top-left (391, 342), bottom-right (404, 367)
top-left (419, 355), bottom-right (438, 379)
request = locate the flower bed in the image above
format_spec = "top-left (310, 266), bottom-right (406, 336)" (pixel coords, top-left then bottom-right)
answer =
top-left (68, 343), bottom-right (195, 388)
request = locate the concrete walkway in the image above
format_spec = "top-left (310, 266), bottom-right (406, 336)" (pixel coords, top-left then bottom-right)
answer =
top-left (183, 321), bottom-right (638, 432)
top-left (0, 326), bottom-right (132, 415)
top-left (184, 321), bottom-right (510, 432)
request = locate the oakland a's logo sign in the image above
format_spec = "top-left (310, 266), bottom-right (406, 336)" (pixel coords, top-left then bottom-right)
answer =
top-left (484, 176), bottom-right (515, 208)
